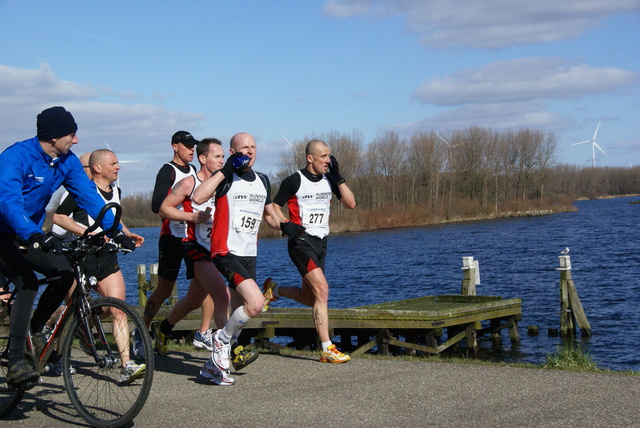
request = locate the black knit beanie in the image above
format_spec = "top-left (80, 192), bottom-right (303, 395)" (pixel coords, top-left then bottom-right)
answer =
top-left (37, 106), bottom-right (78, 139)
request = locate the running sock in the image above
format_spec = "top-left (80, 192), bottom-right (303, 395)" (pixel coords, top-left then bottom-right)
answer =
top-left (160, 318), bottom-right (174, 335)
top-left (221, 307), bottom-right (250, 344)
top-left (322, 341), bottom-right (332, 352)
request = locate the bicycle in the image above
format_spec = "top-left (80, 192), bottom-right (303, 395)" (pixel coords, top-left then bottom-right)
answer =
top-left (0, 202), bottom-right (154, 427)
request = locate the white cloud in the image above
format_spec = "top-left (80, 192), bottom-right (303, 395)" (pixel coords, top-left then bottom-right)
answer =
top-left (323, 0), bottom-right (640, 48)
top-left (392, 100), bottom-right (570, 136)
top-left (413, 58), bottom-right (640, 106)
top-left (0, 63), bottom-right (206, 195)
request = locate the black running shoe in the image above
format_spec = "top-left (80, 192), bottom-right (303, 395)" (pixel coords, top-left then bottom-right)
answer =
top-left (7, 359), bottom-right (39, 389)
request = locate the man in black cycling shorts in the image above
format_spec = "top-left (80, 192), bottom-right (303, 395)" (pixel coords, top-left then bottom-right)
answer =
top-left (263, 139), bottom-right (356, 363)
top-left (0, 106), bottom-right (129, 388)
top-left (51, 149), bottom-right (144, 382)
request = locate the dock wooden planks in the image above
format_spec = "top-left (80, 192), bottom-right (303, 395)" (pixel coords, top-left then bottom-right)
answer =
top-left (150, 294), bottom-right (522, 356)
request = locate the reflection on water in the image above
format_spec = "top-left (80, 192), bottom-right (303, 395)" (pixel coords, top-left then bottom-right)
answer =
top-left (123, 196), bottom-right (640, 371)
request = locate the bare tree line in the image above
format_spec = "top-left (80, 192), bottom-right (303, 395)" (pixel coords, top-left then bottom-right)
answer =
top-left (114, 126), bottom-right (640, 230)
top-left (270, 127), bottom-right (640, 231)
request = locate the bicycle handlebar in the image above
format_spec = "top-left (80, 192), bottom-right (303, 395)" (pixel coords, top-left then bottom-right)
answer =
top-left (81, 202), bottom-right (122, 239)
top-left (59, 202), bottom-right (133, 258)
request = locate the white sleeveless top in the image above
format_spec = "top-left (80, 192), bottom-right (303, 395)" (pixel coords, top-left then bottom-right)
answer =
top-left (163, 163), bottom-right (198, 238)
top-left (211, 173), bottom-right (267, 257)
top-left (184, 176), bottom-right (216, 248)
top-left (292, 171), bottom-right (332, 239)
top-left (52, 184), bottom-right (121, 241)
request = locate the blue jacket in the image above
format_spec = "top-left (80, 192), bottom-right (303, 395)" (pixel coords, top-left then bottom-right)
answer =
top-left (0, 136), bottom-right (118, 240)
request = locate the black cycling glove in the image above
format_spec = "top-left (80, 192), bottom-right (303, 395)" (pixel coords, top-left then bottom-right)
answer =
top-left (112, 230), bottom-right (136, 251)
top-left (327, 155), bottom-right (345, 185)
top-left (28, 232), bottom-right (63, 255)
top-left (280, 221), bottom-right (306, 239)
top-left (221, 153), bottom-right (250, 178)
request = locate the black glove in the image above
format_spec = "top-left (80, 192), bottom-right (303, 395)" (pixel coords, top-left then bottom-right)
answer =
top-left (280, 221), bottom-right (305, 239)
top-left (28, 232), bottom-right (63, 255)
top-left (112, 230), bottom-right (136, 251)
top-left (221, 153), bottom-right (250, 178)
top-left (327, 155), bottom-right (345, 185)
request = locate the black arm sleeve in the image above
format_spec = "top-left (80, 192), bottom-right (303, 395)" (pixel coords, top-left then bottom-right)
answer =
top-left (258, 173), bottom-right (273, 205)
top-left (151, 164), bottom-right (176, 214)
top-left (56, 192), bottom-right (79, 216)
top-left (273, 173), bottom-right (301, 207)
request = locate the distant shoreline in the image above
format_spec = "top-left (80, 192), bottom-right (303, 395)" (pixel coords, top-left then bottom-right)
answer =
top-left (120, 194), bottom-right (640, 235)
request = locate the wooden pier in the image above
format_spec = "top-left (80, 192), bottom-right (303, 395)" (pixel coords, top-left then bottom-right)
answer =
top-left (154, 294), bottom-right (522, 356)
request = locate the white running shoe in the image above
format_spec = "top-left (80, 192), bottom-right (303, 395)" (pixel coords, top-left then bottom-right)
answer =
top-left (119, 361), bottom-right (146, 385)
top-left (211, 329), bottom-right (231, 371)
top-left (193, 329), bottom-right (213, 351)
top-left (200, 358), bottom-right (235, 385)
top-left (49, 359), bottom-right (77, 376)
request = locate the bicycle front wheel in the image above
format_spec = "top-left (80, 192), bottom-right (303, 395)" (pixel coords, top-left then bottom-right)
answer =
top-left (61, 296), bottom-right (154, 427)
top-left (0, 325), bottom-right (23, 418)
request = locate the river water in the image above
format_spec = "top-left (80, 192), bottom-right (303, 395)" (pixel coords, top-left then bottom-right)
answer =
top-left (121, 196), bottom-right (640, 372)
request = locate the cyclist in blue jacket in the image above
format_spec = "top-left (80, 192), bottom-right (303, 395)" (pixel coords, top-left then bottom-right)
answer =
top-left (0, 106), bottom-right (133, 389)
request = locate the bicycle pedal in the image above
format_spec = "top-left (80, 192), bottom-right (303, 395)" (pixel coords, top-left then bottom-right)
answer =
top-left (19, 379), bottom-right (40, 391)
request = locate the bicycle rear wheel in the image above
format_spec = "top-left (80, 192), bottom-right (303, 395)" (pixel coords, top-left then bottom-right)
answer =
top-left (61, 296), bottom-right (154, 427)
top-left (0, 321), bottom-right (23, 417)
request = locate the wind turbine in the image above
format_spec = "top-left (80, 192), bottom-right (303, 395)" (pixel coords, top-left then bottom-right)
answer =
top-left (282, 135), bottom-right (296, 150)
top-left (434, 131), bottom-right (451, 148)
top-left (434, 131), bottom-right (462, 149)
top-left (434, 131), bottom-right (461, 169)
top-left (103, 140), bottom-right (140, 189)
top-left (433, 131), bottom-right (461, 214)
top-left (571, 121), bottom-right (607, 168)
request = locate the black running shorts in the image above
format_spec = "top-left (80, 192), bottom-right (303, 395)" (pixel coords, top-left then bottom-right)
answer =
top-left (287, 233), bottom-right (327, 276)
top-left (212, 254), bottom-right (256, 289)
top-left (182, 240), bottom-right (211, 280)
top-left (94, 252), bottom-right (120, 281)
top-left (157, 235), bottom-right (186, 281)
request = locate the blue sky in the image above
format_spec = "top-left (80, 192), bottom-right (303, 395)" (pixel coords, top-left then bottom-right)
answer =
top-left (1, 0), bottom-right (639, 195)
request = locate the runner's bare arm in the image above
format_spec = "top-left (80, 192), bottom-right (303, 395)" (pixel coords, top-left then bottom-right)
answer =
top-left (120, 222), bottom-right (145, 247)
top-left (192, 170), bottom-right (225, 205)
top-left (52, 212), bottom-right (89, 236)
top-left (338, 182), bottom-right (356, 209)
top-left (159, 176), bottom-right (211, 224)
top-left (272, 202), bottom-right (288, 221)
top-left (263, 203), bottom-right (288, 230)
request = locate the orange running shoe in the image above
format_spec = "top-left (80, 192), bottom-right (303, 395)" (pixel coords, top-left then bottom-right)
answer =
top-left (261, 277), bottom-right (279, 312)
top-left (319, 344), bottom-right (351, 364)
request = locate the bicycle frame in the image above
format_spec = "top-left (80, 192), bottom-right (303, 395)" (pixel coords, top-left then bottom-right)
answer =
top-left (1, 265), bottom-right (120, 374)
top-left (70, 257), bottom-right (120, 369)
top-left (2, 201), bottom-right (154, 426)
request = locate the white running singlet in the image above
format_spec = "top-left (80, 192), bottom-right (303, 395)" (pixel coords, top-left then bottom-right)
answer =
top-left (52, 185), bottom-right (121, 241)
top-left (288, 171), bottom-right (332, 239)
top-left (182, 176), bottom-right (216, 248)
top-left (161, 163), bottom-right (198, 238)
top-left (211, 173), bottom-right (267, 257)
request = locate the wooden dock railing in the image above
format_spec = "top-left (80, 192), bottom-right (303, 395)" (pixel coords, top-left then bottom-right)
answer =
top-left (136, 264), bottom-right (177, 307)
top-left (557, 253), bottom-right (591, 336)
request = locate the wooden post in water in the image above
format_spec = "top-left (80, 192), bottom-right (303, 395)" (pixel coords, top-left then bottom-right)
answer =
top-left (166, 262), bottom-right (178, 306)
top-left (557, 254), bottom-right (592, 337)
top-left (137, 263), bottom-right (159, 307)
top-left (137, 265), bottom-right (149, 306)
top-left (461, 256), bottom-right (480, 296)
top-left (461, 256), bottom-right (481, 351)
